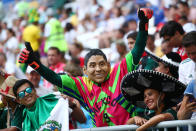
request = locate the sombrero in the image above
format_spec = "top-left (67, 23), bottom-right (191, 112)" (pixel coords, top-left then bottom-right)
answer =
top-left (0, 76), bottom-right (19, 99)
top-left (145, 49), bottom-right (181, 68)
top-left (120, 69), bottom-right (186, 108)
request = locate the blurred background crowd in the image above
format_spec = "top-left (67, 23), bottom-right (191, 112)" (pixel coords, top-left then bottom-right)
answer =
top-left (0, 0), bottom-right (196, 129)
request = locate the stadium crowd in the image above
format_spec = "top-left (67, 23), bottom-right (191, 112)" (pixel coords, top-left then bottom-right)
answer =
top-left (0, 0), bottom-right (196, 130)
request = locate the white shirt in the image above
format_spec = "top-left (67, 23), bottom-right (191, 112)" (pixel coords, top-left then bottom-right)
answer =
top-left (5, 62), bottom-right (26, 79)
top-left (64, 29), bottom-right (77, 45)
top-left (4, 37), bottom-right (18, 64)
top-left (0, 29), bottom-right (7, 42)
top-left (179, 58), bottom-right (196, 85)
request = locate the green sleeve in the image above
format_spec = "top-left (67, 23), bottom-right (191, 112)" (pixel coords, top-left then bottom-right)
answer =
top-left (0, 109), bottom-right (7, 129)
top-left (35, 64), bottom-right (81, 100)
top-left (144, 58), bottom-right (158, 70)
top-left (11, 106), bottom-right (24, 130)
top-left (162, 108), bottom-right (177, 120)
top-left (131, 31), bottom-right (148, 65)
top-left (36, 64), bottom-right (62, 87)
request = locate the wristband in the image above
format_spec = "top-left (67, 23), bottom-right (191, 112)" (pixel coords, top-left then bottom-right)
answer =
top-left (29, 61), bottom-right (40, 70)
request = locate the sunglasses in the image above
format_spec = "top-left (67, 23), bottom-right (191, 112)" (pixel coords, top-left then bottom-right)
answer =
top-left (17, 87), bottom-right (33, 98)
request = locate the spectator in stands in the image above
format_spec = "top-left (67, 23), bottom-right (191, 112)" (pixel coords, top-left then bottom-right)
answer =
top-left (161, 40), bottom-right (172, 55)
top-left (0, 22), bottom-right (7, 43)
top-left (68, 42), bottom-right (84, 67)
top-left (3, 29), bottom-right (19, 65)
top-left (64, 61), bottom-right (83, 78)
top-left (160, 21), bottom-right (188, 60)
top-left (18, 8), bottom-right (153, 127)
top-left (138, 33), bottom-right (158, 70)
top-left (146, 51), bottom-right (181, 79)
top-left (178, 16), bottom-right (196, 33)
top-left (44, 8), bottom-right (68, 54)
top-left (167, 5), bottom-right (180, 21)
top-left (177, 1), bottom-right (192, 22)
top-left (115, 39), bottom-right (128, 62)
top-left (126, 31), bottom-right (137, 50)
top-left (0, 75), bottom-right (24, 131)
top-left (0, 53), bottom-right (26, 79)
top-left (64, 62), bottom-right (90, 129)
top-left (124, 70), bottom-right (186, 130)
top-left (23, 8), bottom-right (41, 59)
top-left (179, 31), bottom-right (196, 85)
top-left (178, 79), bottom-right (196, 120)
top-left (43, 47), bottom-right (66, 90)
top-left (127, 31), bottom-right (158, 70)
top-left (26, 66), bottom-right (52, 97)
top-left (64, 23), bottom-right (77, 45)
top-left (13, 79), bottom-right (86, 130)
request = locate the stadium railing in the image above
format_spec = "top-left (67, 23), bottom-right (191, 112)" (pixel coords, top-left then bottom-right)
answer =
top-left (71, 119), bottom-right (196, 131)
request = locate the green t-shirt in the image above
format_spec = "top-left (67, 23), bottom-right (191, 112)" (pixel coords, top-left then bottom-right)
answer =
top-left (0, 108), bottom-right (7, 128)
top-left (140, 108), bottom-right (177, 131)
top-left (143, 108), bottom-right (177, 120)
top-left (0, 105), bottom-right (24, 130)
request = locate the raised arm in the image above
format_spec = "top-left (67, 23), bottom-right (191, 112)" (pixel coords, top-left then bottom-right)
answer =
top-left (18, 42), bottom-right (62, 87)
top-left (131, 8), bottom-right (153, 65)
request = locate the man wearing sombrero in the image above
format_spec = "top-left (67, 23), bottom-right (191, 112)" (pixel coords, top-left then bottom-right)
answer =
top-left (0, 73), bottom-right (24, 130)
top-left (121, 69), bottom-right (186, 131)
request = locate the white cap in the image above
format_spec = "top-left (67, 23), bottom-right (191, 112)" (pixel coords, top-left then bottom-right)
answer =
top-left (26, 66), bottom-right (36, 74)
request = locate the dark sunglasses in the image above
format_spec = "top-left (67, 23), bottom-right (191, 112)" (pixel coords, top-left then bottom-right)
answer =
top-left (17, 87), bottom-right (33, 98)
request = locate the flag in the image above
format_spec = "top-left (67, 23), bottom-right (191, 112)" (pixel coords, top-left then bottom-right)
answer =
top-left (22, 93), bottom-right (69, 131)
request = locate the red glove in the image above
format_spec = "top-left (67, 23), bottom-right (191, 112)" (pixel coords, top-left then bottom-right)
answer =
top-left (138, 8), bottom-right (153, 31)
top-left (18, 42), bottom-right (40, 70)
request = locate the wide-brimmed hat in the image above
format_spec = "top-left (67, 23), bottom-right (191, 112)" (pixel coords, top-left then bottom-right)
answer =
top-left (120, 69), bottom-right (186, 108)
top-left (0, 76), bottom-right (19, 99)
top-left (145, 49), bottom-right (181, 68)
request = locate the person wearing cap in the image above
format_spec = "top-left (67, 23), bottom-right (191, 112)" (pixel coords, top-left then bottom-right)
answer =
top-left (43, 8), bottom-right (68, 54)
top-left (18, 8), bottom-right (153, 127)
top-left (26, 66), bottom-right (53, 97)
top-left (0, 74), bottom-right (24, 131)
top-left (146, 50), bottom-right (181, 79)
top-left (122, 70), bottom-right (186, 130)
top-left (22, 8), bottom-right (41, 59)
top-left (179, 31), bottom-right (196, 85)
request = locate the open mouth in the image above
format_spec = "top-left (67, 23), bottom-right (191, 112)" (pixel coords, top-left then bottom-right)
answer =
top-left (146, 100), bottom-right (154, 108)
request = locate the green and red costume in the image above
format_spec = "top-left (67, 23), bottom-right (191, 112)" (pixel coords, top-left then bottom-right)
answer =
top-left (35, 31), bottom-right (148, 127)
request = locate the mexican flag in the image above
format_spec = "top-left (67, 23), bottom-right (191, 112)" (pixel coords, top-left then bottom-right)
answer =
top-left (22, 93), bottom-right (69, 131)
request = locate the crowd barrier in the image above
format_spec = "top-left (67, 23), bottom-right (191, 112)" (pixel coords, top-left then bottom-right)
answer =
top-left (71, 119), bottom-right (196, 131)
